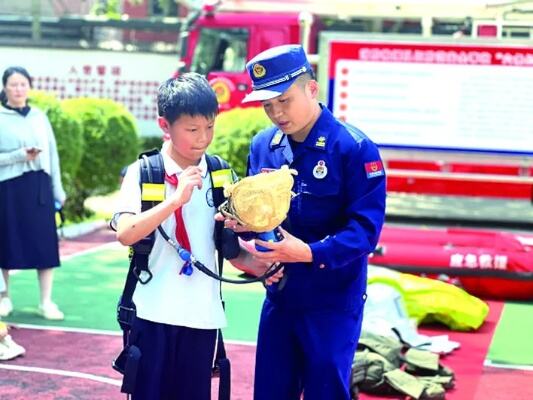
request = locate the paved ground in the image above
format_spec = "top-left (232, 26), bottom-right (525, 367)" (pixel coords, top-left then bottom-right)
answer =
top-left (387, 193), bottom-right (533, 228)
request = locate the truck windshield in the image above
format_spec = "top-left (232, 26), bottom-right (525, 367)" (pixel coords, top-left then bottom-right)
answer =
top-left (191, 27), bottom-right (248, 75)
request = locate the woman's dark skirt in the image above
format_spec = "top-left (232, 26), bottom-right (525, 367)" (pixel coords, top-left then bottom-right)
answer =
top-left (0, 170), bottom-right (60, 270)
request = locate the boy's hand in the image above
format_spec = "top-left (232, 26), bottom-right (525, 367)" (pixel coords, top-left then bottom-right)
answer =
top-left (264, 265), bottom-right (284, 286)
top-left (169, 166), bottom-right (203, 208)
top-left (214, 212), bottom-right (251, 233)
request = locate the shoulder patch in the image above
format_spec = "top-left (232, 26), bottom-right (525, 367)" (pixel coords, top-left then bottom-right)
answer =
top-left (364, 161), bottom-right (384, 179)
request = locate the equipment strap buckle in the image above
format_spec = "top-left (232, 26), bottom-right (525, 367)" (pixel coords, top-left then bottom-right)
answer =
top-left (117, 305), bottom-right (136, 327)
top-left (133, 266), bottom-right (153, 284)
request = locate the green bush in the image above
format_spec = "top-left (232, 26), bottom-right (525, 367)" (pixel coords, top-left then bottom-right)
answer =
top-left (140, 134), bottom-right (164, 153)
top-left (62, 98), bottom-right (139, 218)
top-left (209, 107), bottom-right (271, 177)
top-left (29, 91), bottom-right (84, 219)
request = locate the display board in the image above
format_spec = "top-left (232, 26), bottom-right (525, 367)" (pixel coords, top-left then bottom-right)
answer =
top-left (326, 38), bottom-right (533, 155)
top-left (1, 47), bottom-right (178, 136)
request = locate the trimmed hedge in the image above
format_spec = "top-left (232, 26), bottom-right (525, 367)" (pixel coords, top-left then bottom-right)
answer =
top-left (140, 135), bottom-right (164, 153)
top-left (210, 107), bottom-right (271, 177)
top-left (29, 91), bottom-right (84, 191)
top-left (62, 98), bottom-right (139, 218)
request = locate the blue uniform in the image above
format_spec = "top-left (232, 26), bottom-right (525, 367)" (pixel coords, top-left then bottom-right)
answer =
top-left (248, 106), bottom-right (386, 400)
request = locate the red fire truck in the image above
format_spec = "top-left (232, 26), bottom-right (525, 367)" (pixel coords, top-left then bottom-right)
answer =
top-left (175, 1), bottom-right (533, 299)
top-left (177, 0), bottom-right (533, 200)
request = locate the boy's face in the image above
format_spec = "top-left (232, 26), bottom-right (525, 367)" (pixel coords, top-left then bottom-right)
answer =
top-left (261, 79), bottom-right (319, 141)
top-left (158, 114), bottom-right (215, 167)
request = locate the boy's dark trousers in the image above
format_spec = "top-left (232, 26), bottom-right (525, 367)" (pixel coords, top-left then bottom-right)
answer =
top-left (129, 317), bottom-right (217, 400)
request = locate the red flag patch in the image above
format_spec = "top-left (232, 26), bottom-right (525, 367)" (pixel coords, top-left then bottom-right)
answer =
top-left (364, 161), bottom-right (384, 179)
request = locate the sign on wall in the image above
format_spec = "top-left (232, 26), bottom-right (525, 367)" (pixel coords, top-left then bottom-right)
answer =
top-left (326, 38), bottom-right (533, 156)
top-left (1, 47), bottom-right (178, 136)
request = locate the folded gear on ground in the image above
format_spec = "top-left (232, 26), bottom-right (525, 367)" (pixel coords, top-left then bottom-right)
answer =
top-left (351, 331), bottom-right (454, 400)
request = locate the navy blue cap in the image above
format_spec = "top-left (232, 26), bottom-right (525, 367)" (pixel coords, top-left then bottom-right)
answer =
top-left (242, 44), bottom-right (312, 103)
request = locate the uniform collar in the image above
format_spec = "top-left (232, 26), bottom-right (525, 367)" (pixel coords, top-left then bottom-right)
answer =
top-left (268, 104), bottom-right (333, 152)
top-left (269, 129), bottom-right (287, 149)
top-left (161, 141), bottom-right (208, 178)
top-left (301, 104), bottom-right (333, 152)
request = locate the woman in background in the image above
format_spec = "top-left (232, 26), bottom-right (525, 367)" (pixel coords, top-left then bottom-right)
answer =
top-left (0, 66), bottom-right (65, 320)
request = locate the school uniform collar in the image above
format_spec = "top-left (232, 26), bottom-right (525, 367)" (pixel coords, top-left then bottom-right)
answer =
top-left (161, 141), bottom-right (208, 178)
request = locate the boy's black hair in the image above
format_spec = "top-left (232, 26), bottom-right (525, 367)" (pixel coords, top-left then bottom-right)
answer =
top-left (157, 72), bottom-right (218, 125)
top-left (1, 66), bottom-right (32, 105)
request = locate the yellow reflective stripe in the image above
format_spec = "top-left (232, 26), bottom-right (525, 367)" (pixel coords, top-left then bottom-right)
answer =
top-left (211, 169), bottom-right (233, 188)
top-left (141, 183), bottom-right (165, 201)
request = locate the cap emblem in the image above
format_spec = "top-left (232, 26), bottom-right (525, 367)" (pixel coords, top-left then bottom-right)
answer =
top-left (253, 63), bottom-right (266, 78)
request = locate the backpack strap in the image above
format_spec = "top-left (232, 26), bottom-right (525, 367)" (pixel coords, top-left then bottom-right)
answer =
top-left (205, 153), bottom-right (236, 400)
top-left (113, 149), bottom-right (165, 393)
top-left (206, 154), bottom-right (239, 260)
top-left (116, 149), bottom-right (164, 341)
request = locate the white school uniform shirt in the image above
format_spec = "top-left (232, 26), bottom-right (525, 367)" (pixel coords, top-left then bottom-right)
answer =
top-left (113, 144), bottom-right (226, 329)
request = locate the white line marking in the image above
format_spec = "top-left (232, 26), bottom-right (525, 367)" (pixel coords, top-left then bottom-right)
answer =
top-left (0, 364), bottom-right (122, 386)
top-left (12, 323), bottom-right (122, 336)
top-left (484, 360), bottom-right (533, 371)
top-left (225, 339), bottom-right (256, 347)
top-left (61, 241), bottom-right (123, 262)
top-left (12, 324), bottom-right (258, 346)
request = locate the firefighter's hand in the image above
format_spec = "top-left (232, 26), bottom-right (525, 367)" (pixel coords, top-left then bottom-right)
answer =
top-left (170, 166), bottom-right (203, 208)
top-left (252, 227), bottom-right (312, 264)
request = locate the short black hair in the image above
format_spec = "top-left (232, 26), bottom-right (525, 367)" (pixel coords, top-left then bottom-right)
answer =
top-left (295, 72), bottom-right (315, 88)
top-left (157, 72), bottom-right (218, 125)
top-left (1, 66), bottom-right (32, 104)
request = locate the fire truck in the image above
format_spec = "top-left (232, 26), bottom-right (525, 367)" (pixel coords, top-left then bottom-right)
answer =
top-left (172, 1), bottom-right (533, 300)
top-left (177, 0), bottom-right (533, 201)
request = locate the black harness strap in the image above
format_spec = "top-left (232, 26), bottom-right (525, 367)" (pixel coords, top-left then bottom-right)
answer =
top-left (206, 154), bottom-right (232, 400)
top-left (117, 150), bottom-right (165, 330)
top-left (113, 149), bottom-right (164, 395)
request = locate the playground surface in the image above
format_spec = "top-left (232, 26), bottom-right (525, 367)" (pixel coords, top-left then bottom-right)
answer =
top-left (1, 227), bottom-right (532, 400)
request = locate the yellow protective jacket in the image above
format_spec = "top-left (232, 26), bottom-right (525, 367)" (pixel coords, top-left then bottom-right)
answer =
top-left (368, 267), bottom-right (489, 331)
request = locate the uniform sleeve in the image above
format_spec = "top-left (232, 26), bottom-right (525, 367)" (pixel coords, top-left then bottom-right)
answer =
top-left (308, 139), bottom-right (386, 270)
top-left (110, 161), bottom-right (142, 230)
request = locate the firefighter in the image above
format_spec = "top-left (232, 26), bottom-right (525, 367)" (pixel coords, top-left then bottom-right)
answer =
top-left (227, 44), bottom-right (387, 400)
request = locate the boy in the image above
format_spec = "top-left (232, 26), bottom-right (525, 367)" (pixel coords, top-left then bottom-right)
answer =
top-left (112, 73), bottom-right (235, 399)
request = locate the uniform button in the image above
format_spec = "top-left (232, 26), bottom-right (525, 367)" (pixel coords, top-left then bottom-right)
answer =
top-left (319, 264), bottom-right (326, 269)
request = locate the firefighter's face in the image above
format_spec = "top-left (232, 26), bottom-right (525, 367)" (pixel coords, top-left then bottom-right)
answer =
top-left (158, 114), bottom-right (215, 167)
top-left (261, 79), bottom-right (319, 141)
